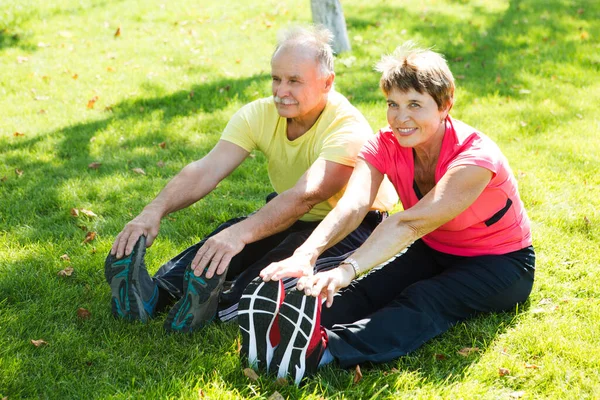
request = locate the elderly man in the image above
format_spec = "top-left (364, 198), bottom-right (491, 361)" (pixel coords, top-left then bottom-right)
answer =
top-left (104, 25), bottom-right (397, 333)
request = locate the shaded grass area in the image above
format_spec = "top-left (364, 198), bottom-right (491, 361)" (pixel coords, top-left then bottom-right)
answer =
top-left (1, 0), bottom-right (599, 398)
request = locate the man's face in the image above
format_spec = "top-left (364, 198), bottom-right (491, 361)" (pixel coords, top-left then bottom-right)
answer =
top-left (270, 46), bottom-right (332, 123)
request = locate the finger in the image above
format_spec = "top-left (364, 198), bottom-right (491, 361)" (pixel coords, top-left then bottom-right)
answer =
top-left (117, 232), bottom-right (136, 259)
top-left (110, 232), bottom-right (122, 255)
top-left (123, 233), bottom-right (141, 258)
top-left (191, 244), bottom-right (208, 270)
top-left (199, 249), bottom-right (218, 278)
top-left (190, 249), bottom-right (206, 275)
top-left (216, 254), bottom-right (233, 277)
top-left (260, 262), bottom-right (279, 280)
top-left (271, 265), bottom-right (303, 281)
top-left (326, 281), bottom-right (336, 307)
top-left (297, 275), bottom-right (308, 291)
top-left (309, 277), bottom-right (326, 298)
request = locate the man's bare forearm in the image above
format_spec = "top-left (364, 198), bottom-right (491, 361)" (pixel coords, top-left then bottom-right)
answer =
top-left (233, 188), bottom-right (316, 244)
top-left (143, 161), bottom-right (219, 219)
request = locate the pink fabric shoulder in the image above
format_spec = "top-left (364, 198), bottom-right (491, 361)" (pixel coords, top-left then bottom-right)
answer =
top-left (359, 116), bottom-right (532, 256)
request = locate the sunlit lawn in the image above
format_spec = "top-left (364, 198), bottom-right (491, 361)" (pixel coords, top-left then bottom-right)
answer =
top-left (1, 0), bottom-right (599, 398)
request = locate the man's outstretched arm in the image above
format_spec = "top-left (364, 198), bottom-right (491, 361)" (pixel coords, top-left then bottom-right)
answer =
top-left (110, 140), bottom-right (249, 258)
top-left (194, 158), bottom-right (353, 278)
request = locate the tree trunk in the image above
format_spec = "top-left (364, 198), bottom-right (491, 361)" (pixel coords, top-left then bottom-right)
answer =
top-left (310, 0), bottom-right (351, 54)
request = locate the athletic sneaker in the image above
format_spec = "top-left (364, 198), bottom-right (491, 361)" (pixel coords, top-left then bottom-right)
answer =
top-left (271, 290), bottom-right (327, 385)
top-left (104, 235), bottom-right (158, 322)
top-left (238, 278), bottom-right (284, 372)
top-left (164, 264), bottom-right (227, 333)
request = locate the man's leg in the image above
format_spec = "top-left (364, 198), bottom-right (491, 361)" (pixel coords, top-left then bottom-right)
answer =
top-left (162, 221), bottom-right (307, 332)
top-left (217, 210), bottom-right (388, 321)
top-left (151, 216), bottom-right (247, 309)
top-left (325, 246), bottom-right (535, 368)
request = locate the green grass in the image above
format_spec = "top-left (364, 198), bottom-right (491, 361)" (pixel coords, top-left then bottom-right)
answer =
top-left (1, 0), bottom-right (599, 398)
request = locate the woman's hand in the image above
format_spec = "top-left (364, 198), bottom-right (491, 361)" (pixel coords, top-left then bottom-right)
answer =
top-left (260, 252), bottom-right (316, 281)
top-left (297, 264), bottom-right (355, 307)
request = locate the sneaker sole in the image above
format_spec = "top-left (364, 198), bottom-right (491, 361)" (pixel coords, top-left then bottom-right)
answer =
top-left (272, 290), bottom-right (318, 385)
top-left (164, 267), bottom-right (225, 333)
top-left (238, 279), bottom-right (283, 372)
top-left (104, 236), bottom-right (150, 321)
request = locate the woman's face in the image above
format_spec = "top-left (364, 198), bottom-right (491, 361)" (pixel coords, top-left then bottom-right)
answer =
top-left (386, 87), bottom-right (449, 150)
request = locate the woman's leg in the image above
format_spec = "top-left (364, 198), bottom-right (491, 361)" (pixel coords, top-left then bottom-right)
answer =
top-left (326, 246), bottom-right (535, 368)
top-left (321, 240), bottom-right (442, 328)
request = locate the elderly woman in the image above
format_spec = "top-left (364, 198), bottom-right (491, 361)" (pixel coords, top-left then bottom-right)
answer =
top-left (237, 42), bottom-right (535, 385)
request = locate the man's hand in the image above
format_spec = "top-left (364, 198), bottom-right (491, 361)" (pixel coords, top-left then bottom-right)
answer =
top-left (110, 210), bottom-right (161, 259)
top-left (191, 226), bottom-right (245, 279)
top-left (296, 264), bottom-right (354, 308)
top-left (260, 253), bottom-right (315, 282)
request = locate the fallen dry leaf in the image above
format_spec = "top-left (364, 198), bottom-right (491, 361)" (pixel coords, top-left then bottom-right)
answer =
top-left (274, 377), bottom-right (288, 387)
top-left (77, 308), bottom-right (91, 319)
top-left (267, 391), bottom-right (284, 400)
top-left (132, 168), bottom-right (146, 175)
top-left (457, 347), bottom-right (480, 357)
top-left (15, 168), bottom-right (24, 177)
top-left (159, 141), bottom-right (166, 149)
top-left (72, 73), bottom-right (78, 79)
top-left (498, 367), bottom-right (510, 377)
top-left (353, 364), bottom-right (363, 384)
top-left (106, 66), bottom-right (115, 72)
top-left (197, 388), bottom-right (205, 398)
top-left (114, 26), bottom-right (121, 37)
top-left (70, 208), bottom-right (80, 217)
top-left (242, 367), bottom-right (259, 381)
top-left (88, 162), bottom-right (102, 169)
top-left (57, 267), bottom-right (74, 277)
top-left (39, 109), bottom-right (47, 114)
top-left (79, 208), bottom-right (98, 217)
top-left (435, 354), bottom-right (446, 360)
top-left (524, 362), bottom-right (539, 369)
top-left (1, 176), bottom-right (7, 182)
top-left (13, 131), bottom-right (25, 137)
top-left (87, 96), bottom-right (98, 109)
top-left (156, 160), bottom-right (165, 168)
top-left (31, 339), bottom-right (48, 347)
top-left (509, 390), bottom-right (526, 398)
top-left (83, 231), bottom-right (97, 244)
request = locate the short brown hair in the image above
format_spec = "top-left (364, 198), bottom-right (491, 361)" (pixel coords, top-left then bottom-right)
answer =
top-left (375, 41), bottom-right (454, 110)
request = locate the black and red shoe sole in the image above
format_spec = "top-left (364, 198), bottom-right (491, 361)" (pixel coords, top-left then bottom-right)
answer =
top-left (271, 290), bottom-right (321, 385)
top-left (238, 279), bottom-right (283, 372)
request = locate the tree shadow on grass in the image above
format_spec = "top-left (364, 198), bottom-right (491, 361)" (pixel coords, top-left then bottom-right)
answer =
top-left (340, 0), bottom-right (598, 121)
top-left (0, 72), bottom-right (271, 245)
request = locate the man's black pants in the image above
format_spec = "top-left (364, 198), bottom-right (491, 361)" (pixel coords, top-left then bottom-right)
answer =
top-left (150, 194), bottom-right (386, 321)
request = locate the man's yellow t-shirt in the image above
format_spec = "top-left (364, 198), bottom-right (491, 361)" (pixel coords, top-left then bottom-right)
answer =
top-left (220, 90), bottom-right (397, 221)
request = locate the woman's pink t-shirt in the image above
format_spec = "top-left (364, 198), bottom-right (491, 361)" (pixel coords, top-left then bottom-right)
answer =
top-left (359, 116), bottom-right (532, 256)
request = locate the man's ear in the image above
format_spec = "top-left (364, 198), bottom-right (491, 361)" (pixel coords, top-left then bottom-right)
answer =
top-left (324, 72), bottom-right (335, 92)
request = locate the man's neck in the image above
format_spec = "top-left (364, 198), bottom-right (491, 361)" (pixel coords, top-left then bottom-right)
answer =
top-left (286, 98), bottom-right (328, 141)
